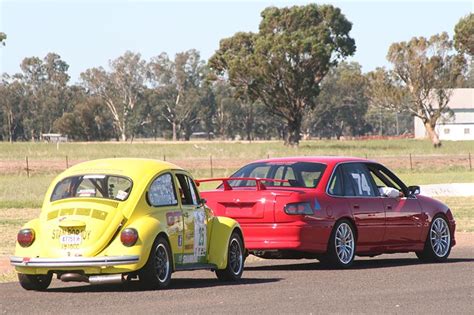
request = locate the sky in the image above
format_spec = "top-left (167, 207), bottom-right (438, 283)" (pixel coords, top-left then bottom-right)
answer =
top-left (0, 0), bottom-right (472, 83)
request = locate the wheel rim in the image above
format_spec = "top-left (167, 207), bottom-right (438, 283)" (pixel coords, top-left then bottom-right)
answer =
top-left (154, 243), bottom-right (170, 283)
top-left (430, 217), bottom-right (450, 257)
top-left (335, 223), bottom-right (354, 264)
top-left (229, 238), bottom-right (243, 275)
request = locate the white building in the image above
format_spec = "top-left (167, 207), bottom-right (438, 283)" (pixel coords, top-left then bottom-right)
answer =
top-left (414, 88), bottom-right (474, 141)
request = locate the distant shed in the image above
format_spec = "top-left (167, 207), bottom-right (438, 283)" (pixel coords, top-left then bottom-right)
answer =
top-left (414, 88), bottom-right (474, 141)
top-left (41, 133), bottom-right (68, 142)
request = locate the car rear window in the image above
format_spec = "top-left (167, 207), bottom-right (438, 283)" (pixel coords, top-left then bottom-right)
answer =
top-left (51, 175), bottom-right (133, 202)
top-left (228, 162), bottom-right (327, 188)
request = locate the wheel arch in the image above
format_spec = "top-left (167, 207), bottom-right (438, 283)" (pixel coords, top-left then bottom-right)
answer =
top-left (207, 216), bottom-right (242, 269)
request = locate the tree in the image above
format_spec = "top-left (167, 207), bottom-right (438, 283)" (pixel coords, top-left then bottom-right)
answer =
top-left (81, 51), bottom-right (146, 141)
top-left (148, 50), bottom-right (206, 141)
top-left (304, 62), bottom-right (369, 139)
top-left (17, 53), bottom-right (71, 140)
top-left (0, 32), bottom-right (6, 46)
top-left (387, 33), bottom-right (466, 147)
top-left (366, 67), bottom-right (412, 136)
top-left (454, 13), bottom-right (473, 57)
top-left (454, 14), bottom-right (474, 88)
top-left (209, 4), bottom-right (355, 147)
top-left (0, 75), bottom-right (28, 142)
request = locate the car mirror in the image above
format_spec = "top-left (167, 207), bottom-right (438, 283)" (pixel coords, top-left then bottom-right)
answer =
top-left (200, 198), bottom-right (207, 206)
top-left (407, 185), bottom-right (420, 196)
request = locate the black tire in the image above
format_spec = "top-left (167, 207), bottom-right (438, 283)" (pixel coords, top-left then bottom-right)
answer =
top-left (416, 215), bottom-right (452, 263)
top-left (216, 232), bottom-right (244, 282)
top-left (322, 219), bottom-right (356, 269)
top-left (139, 235), bottom-right (172, 289)
top-left (18, 273), bottom-right (52, 291)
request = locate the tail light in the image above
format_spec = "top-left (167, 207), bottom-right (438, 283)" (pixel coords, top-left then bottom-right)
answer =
top-left (17, 229), bottom-right (35, 247)
top-left (284, 202), bottom-right (314, 215)
top-left (120, 228), bottom-right (138, 247)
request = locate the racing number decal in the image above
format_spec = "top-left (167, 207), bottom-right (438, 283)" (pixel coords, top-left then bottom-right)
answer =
top-left (194, 210), bottom-right (206, 257)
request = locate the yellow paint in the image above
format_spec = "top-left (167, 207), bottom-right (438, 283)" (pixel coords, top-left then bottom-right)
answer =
top-left (13, 158), bottom-right (242, 275)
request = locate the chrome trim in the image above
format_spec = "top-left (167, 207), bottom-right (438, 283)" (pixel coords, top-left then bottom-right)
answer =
top-left (10, 255), bottom-right (139, 268)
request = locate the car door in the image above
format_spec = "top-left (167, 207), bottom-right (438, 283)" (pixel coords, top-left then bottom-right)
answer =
top-left (341, 163), bottom-right (386, 247)
top-left (147, 172), bottom-right (183, 265)
top-left (366, 164), bottom-right (424, 246)
top-left (175, 172), bottom-right (208, 265)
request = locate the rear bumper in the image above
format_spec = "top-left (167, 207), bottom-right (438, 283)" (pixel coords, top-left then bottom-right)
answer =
top-left (241, 219), bottom-right (333, 253)
top-left (10, 255), bottom-right (140, 268)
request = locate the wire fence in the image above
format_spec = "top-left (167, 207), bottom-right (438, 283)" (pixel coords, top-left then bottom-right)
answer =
top-left (1, 153), bottom-right (472, 178)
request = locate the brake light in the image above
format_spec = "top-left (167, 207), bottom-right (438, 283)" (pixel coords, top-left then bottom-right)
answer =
top-left (120, 228), bottom-right (138, 247)
top-left (284, 202), bottom-right (314, 215)
top-left (17, 229), bottom-right (35, 247)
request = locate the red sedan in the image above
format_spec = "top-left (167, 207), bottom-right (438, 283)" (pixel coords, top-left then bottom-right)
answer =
top-left (198, 157), bottom-right (456, 268)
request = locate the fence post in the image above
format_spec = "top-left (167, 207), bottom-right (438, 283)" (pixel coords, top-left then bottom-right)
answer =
top-left (163, 154), bottom-right (166, 161)
top-left (267, 153), bottom-right (270, 159)
top-left (210, 155), bottom-right (213, 178)
top-left (409, 153), bottom-right (413, 171)
top-left (25, 156), bottom-right (30, 178)
top-left (65, 155), bottom-right (69, 169)
top-left (469, 152), bottom-right (472, 171)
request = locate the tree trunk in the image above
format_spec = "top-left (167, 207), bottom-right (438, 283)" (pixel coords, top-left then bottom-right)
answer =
top-left (424, 122), bottom-right (441, 147)
top-left (172, 121), bottom-right (177, 141)
top-left (284, 116), bottom-right (301, 147)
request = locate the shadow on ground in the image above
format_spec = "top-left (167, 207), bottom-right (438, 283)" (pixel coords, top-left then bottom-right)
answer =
top-left (46, 277), bottom-right (281, 293)
top-left (245, 257), bottom-right (474, 271)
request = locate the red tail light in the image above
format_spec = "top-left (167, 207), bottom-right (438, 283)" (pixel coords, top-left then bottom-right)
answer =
top-left (120, 228), bottom-right (138, 247)
top-left (17, 229), bottom-right (35, 247)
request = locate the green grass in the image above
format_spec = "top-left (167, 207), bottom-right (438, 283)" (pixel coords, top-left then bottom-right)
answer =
top-left (437, 197), bottom-right (474, 232)
top-left (1, 139), bottom-right (474, 160)
top-left (398, 171), bottom-right (474, 186)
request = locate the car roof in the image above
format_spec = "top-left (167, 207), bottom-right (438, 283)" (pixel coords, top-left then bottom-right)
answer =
top-left (60, 158), bottom-right (184, 181)
top-left (251, 156), bottom-right (374, 166)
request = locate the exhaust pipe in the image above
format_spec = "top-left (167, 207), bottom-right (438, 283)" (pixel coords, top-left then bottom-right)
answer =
top-left (88, 274), bottom-right (124, 285)
top-left (60, 273), bottom-right (124, 285)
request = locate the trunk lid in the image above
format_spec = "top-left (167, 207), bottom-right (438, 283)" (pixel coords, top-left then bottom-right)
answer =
top-left (38, 198), bottom-right (125, 258)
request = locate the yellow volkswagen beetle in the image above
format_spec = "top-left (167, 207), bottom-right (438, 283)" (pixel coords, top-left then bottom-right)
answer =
top-left (10, 158), bottom-right (245, 290)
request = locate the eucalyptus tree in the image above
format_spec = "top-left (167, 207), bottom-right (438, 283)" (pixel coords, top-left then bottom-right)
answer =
top-left (387, 33), bottom-right (466, 147)
top-left (305, 62), bottom-right (369, 139)
top-left (148, 49), bottom-right (206, 141)
top-left (81, 51), bottom-right (147, 141)
top-left (209, 4), bottom-right (356, 147)
top-left (16, 53), bottom-right (71, 140)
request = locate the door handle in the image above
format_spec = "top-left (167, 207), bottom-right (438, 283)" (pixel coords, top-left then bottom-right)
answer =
top-left (386, 205), bottom-right (392, 210)
top-left (353, 204), bottom-right (360, 209)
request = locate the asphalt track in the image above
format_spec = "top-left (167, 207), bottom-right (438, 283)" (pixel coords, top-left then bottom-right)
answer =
top-left (1, 247), bottom-right (473, 314)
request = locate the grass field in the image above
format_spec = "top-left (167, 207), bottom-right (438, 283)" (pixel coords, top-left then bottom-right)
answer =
top-left (1, 139), bottom-right (473, 160)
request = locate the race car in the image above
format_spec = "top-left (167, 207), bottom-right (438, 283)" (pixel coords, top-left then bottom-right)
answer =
top-left (11, 158), bottom-right (245, 290)
top-left (198, 157), bottom-right (455, 268)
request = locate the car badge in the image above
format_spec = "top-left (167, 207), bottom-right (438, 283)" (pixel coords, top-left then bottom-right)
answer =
top-left (314, 198), bottom-right (321, 211)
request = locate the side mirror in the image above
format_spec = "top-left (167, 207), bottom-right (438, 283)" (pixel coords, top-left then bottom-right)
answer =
top-left (200, 198), bottom-right (207, 206)
top-left (407, 185), bottom-right (420, 196)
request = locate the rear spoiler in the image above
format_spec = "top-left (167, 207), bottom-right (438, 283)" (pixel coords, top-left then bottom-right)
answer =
top-left (195, 177), bottom-right (288, 191)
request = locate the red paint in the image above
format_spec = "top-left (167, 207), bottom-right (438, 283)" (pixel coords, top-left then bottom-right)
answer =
top-left (200, 157), bottom-right (456, 258)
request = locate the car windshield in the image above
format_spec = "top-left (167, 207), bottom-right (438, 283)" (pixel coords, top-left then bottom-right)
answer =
top-left (51, 175), bottom-right (133, 202)
top-left (227, 162), bottom-right (327, 188)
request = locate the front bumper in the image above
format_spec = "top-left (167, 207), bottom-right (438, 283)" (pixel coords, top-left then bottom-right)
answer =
top-left (10, 255), bottom-right (140, 268)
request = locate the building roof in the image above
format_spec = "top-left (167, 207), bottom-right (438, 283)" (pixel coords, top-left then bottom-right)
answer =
top-left (446, 88), bottom-right (473, 109)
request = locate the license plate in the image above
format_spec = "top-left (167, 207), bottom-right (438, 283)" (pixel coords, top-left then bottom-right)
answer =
top-left (59, 234), bottom-right (82, 245)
